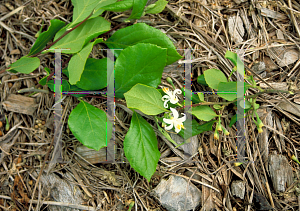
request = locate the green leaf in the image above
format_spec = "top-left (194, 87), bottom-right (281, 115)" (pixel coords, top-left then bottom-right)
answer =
top-left (213, 104), bottom-right (222, 110)
top-left (197, 92), bottom-right (204, 102)
top-left (49, 17), bottom-right (110, 54)
top-left (242, 100), bottom-right (252, 109)
top-left (145, 0), bottom-right (168, 14)
top-left (100, 0), bottom-right (133, 12)
top-left (68, 0), bottom-right (117, 29)
top-left (106, 23), bottom-right (182, 65)
top-left (229, 113), bottom-right (246, 127)
top-left (203, 68), bottom-right (227, 90)
top-left (115, 43), bottom-right (167, 98)
top-left (178, 119), bottom-right (216, 139)
top-left (68, 101), bottom-right (112, 151)
top-left (39, 67), bottom-right (51, 86)
top-left (225, 50), bottom-right (244, 76)
top-left (217, 82), bottom-right (251, 101)
top-left (8, 57), bottom-right (40, 74)
top-left (189, 105), bottom-right (217, 121)
top-left (128, 0), bottom-right (148, 19)
top-left (69, 85), bottom-right (88, 98)
top-left (91, 0), bottom-right (118, 19)
top-left (124, 111), bottom-right (160, 182)
top-left (68, 38), bottom-right (103, 85)
top-left (225, 51), bottom-right (238, 66)
top-left (75, 58), bottom-right (107, 90)
top-left (28, 19), bottom-right (65, 56)
top-left (180, 87), bottom-right (201, 104)
top-left (124, 84), bottom-right (168, 115)
top-left (47, 79), bottom-right (70, 92)
top-left (197, 74), bottom-right (208, 86)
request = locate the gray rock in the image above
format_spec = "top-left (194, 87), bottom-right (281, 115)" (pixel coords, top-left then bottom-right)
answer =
top-left (152, 175), bottom-right (201, 211)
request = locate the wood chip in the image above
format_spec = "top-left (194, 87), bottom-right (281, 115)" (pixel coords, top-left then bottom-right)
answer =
top-left (269, 42), bottom-right (300, 67)
top-left (76, 145), bottom-right (107, 164)
top-left (268, 153), bottom-right (293, 193)
top-left (228, 15), bottom-right (244, 43)
top-left (1, 94), bottom-right (38, 115)
top-left (260, 7), bottom-right (286, 19)
top-left (258, 82), bottom-right (289, 91)
top-left (10, 49), bottom-right (20, 54)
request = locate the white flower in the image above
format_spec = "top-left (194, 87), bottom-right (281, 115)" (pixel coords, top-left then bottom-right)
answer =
top-left (161, 87), bottom-right (182, 108)
top-left (163, 107), bottom-right (186, 133)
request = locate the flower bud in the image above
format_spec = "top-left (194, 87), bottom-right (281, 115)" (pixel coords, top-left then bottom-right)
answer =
top-left (234, 162), bottom-right (243, 167)
top-left (221, 125), bottom-right (230, 135)
top-left (291, 155), bottom-right (300, 165)
top-left (214, 131), bottom-right (219, 140)
top-left (216, 123), bottom-right (222, 131)
top-left (257, 119), bottom-right (264, 128)
top-left (257, 127), bottom-right (263, 133)
top-left (166, 77), bottom-right (175, 89)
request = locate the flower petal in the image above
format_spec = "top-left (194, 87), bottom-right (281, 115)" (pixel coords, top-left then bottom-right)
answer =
top-left (163, 100), bottom-right (169, 108)
top-left (174, 123), bottom-right (182, 133)
top-left (162, 87), bottom-right (170, 93)
top-left (163, 118), bottom-right (173, 124)
top-left (164, 123), bottom-right (173, 130)
top-left (169, 96), bottom-right (178, 104)
top-left (162, 95), bottom-right (170, 101)
top-left (174, 89), bottom-right (182, 95)
top-left (177, 114), bottom-right (186, 122)
top-left (170, 107), bottom-right (179, 119)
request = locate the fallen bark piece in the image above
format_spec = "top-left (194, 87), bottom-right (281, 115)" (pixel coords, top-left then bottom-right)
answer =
top-left (294, 94), bottom-right (300, 104)
top-left (228, 15), bottom-right (244, 44)
top-left (260, 7), bottom-right (286, 19)
top-left (32, 170), bottom-right (84, 211)
top-left (231, 180), bottom-right (245, 199)
top-left (76, 145), bottom-right (107, 164)
top-left (269, 42), bottom-right (300, 67)
top-left (253, 191), bottom-right (274, 210)
top-left (258, 82), bottom-right (289, 91)
top-left (1, 94), bottom-right (38, 115)
top-left (268, 153), bottom-right (293, 193)
top-left (152, 175), bottom-right (201, 211)
top-left (278, 101), bottom-right (300, 118)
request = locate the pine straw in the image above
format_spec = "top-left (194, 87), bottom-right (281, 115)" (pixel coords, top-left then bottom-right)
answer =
top-left (0, 0), bottom-right (300, 210)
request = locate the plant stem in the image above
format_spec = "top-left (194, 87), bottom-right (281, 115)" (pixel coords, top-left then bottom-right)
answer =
top-left (29, 11), bottom-right (94, 57)
top-left (180, 89), bottom-right (292, 109)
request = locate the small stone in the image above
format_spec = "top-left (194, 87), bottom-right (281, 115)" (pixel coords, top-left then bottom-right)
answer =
top-left (252, 62), bottom-right (266, 74)
top-left (152, 175), bottom-right (201, 211)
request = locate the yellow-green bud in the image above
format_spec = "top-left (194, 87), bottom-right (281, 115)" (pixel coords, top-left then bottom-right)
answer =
top-left (257, 127), bottom-right (263, 133)
top-left (166, 77), bottom-right (173, 85)
top-left (291, 155), bottom-right (300, 165)
top-left (216, 123), bottom-right (222, 131)
top-left (221, 125), bottom-right (230, 135)
top-left (234, 162), bottom-right (243, 167)
top-left (214, 131), bottom-right (219, 140)
top-left (257, 118), bottom-right (264, 128)
top-left (166, 77), bottom-right (175, 89)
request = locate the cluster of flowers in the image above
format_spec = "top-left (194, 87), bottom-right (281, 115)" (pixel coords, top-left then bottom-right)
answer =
top-left (161, 87), bottom-right (186, 133)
